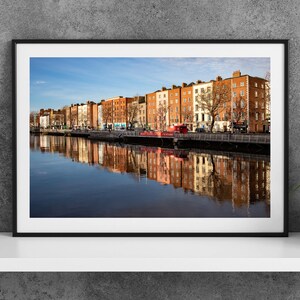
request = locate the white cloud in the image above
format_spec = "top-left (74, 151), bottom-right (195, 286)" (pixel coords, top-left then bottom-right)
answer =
top-left (35, 80), bottom-right (46, 84)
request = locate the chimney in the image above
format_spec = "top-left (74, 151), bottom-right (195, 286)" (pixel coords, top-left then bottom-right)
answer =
top-left (232, 70), bottom-right (241, 78)
top-left (216, 76), bottom-right (222, 81)
top-left (182, 82), bottom-right (187, 88)
top-left (162, 86), bottom-right (166, 91)
top-left (172, 84), bottom-right (177, 89)
top-left (196, 80), bottom-right (202, 84)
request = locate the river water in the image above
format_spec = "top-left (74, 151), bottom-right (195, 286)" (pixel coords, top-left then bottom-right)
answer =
top-left (30, 135), bottom-right (270, 218)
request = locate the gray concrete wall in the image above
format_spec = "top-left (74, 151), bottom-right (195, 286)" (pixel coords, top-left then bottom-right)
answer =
top-left (1, 0), bottom-right (300, 298)
top-left (0, 273), bottom-right (299, 299)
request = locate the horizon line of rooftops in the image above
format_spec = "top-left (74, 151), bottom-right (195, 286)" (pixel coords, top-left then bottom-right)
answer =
top-left (37, 70), bottom-right (269, 112)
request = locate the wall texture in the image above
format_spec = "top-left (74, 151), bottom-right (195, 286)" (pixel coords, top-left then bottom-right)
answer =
top-left (0, 0), bottom-right (300, 298)
top-left (0, 272), bottom-right (299, 299)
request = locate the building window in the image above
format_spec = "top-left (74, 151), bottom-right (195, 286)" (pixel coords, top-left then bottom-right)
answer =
top-left (184, 98), bottom-right (187, 103)
top-left (240, 90), bottom-right (244, 96)
top-left (188, 106), bottom-right (191, 111)
top-left (240, 82), bottom-right (245, 87)
top-left (255, 101), bottom-right (258, 108)
top-left (223, 102), bottom-right (226, 108)
top-left (262, 113), bottom-right (265, 120)
top-left (170, 93), bottom-right (173, 97)
top-left (255, 91), bottom-right (258, 97)
top-left (164, 94), bottom-right (166, 98)
top-left (175, 99), bottom-right (178, 103)
top-left (188, 91), bottom-right (191, 94)
top-left (202, 114), bottom-right (205, 121)
top-left (255, 112), bottom-right (259, 120)
top-left (175, 93), bottom-right (178, 96)
top-left (254, 82), bottom-right (258, 87)
top-left (261, 102), bottom-right (265, 109)
top-left (233, 92), bottom-right (237, 97)
top-left (183, 92), bottom-right (186, 95)
top-left (233, 83), bottom-right (236, 88)
top-left (201, 88), bottom-right (205, 93)
top-left (159, 95), bottom-right (161, 98)
top-left (195, 89), bottom-right (198, 94)
top-left (233, 102), bottom-right (236, 108)
top-left (183, 107), bottom-right (186, 112)
top-left (261, 84), bottom-right (264, 89)
top-left (188, 97), bottom-right (191, 102)
top-left (241, 100), bottom-right (245, 108)
top-left (196, 104), bottom-right (199, 111)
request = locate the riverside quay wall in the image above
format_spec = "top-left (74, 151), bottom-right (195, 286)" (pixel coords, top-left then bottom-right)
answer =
top-left (89, 131), bottom-right (270, 153)
top-left (30, 128), bottom-right (270, 153)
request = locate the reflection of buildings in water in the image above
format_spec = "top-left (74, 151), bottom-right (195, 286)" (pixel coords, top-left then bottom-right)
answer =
top-left (182, 155), bottom-right (194, 191)
top-left (157, 150), bottom-right (170, 185)
top-left (232, 158), bottom-right (250, 208)
top-left (30, 135), bottom-right (270, 208)
top-left (193, 153), bottom-right (214, 196)
top-left (250, 160), bottom-right (270, 206)
top-left (78, 138), bottom-right (88, 164)
top-left (147, 150), bottom-right (157, 181)
top-left (40, 135), bottom-right (50, 151)
top-left (170, 156), bottom-right (183, 188)
top-left (98, 143), bottom-right (104, 165)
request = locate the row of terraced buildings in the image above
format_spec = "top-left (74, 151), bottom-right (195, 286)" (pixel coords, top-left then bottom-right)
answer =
top-left (31, 70), bottom-right (270, 133)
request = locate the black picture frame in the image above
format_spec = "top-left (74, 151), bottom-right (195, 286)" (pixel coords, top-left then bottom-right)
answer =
top-left (12, 39), bottom-right (289, 237)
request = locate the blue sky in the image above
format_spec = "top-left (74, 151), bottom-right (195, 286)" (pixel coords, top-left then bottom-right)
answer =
top-left (30, 57), bottom-right (270, 111)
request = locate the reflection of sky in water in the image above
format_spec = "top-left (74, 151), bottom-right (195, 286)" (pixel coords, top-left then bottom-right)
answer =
top-left (30, 135), bottom-right (270, 218)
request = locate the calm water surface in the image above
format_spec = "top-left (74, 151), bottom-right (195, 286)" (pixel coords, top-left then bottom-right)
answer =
top-left (30, 135), bottom-right (270, 218)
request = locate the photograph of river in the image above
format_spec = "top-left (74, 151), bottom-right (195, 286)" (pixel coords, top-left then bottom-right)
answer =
top-left (30, 135), bottom-right (270, 218)
top-left (29, 54), bottom-right (271, 221)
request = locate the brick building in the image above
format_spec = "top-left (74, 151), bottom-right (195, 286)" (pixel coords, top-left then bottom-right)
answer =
top-left (180, 83), bottom-right (194, 130)
top-left (146, 91), bottom-right (157, 130)
top-left (102, 99), bottom-right (114, 129)
top-left (70, 104), bottom-right (79, 128)
top-left (112, 97), bottom-right (134, 129)
top-left (168, 85), bottom-right (181, 125)
top-left (230, 70), bottom-right (268, 133)
top-left (86, 101), bottom-right (98, 129)
top-left (64, 106), bottom-right (71, 128)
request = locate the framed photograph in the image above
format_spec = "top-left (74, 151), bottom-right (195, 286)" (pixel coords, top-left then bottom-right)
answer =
top-left (13, 40), bottom-right (288, 237)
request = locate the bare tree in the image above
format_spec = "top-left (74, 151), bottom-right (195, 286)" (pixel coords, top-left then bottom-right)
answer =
top-left (181, 109), bottom-right (194, 125)
top-left (102, 105), bottom-right (113, 129)
top-left (204, 155), bottom-right (231, 201)
top-left (196, 84), bottom-right (230, 132)
top-left (155, 103), bottom-right (170, 131)
top-left (126, 101), bottom-right (139, 128)
top-left (232, 96), bottom-right (247, 125)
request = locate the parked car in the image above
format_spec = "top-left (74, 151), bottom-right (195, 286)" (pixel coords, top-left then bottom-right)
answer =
top-left (195, 127), bottom-right (205, 133)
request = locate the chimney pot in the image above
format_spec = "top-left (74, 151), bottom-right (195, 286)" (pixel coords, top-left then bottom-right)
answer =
top-left (232, 70), bottom-right (241, 78)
